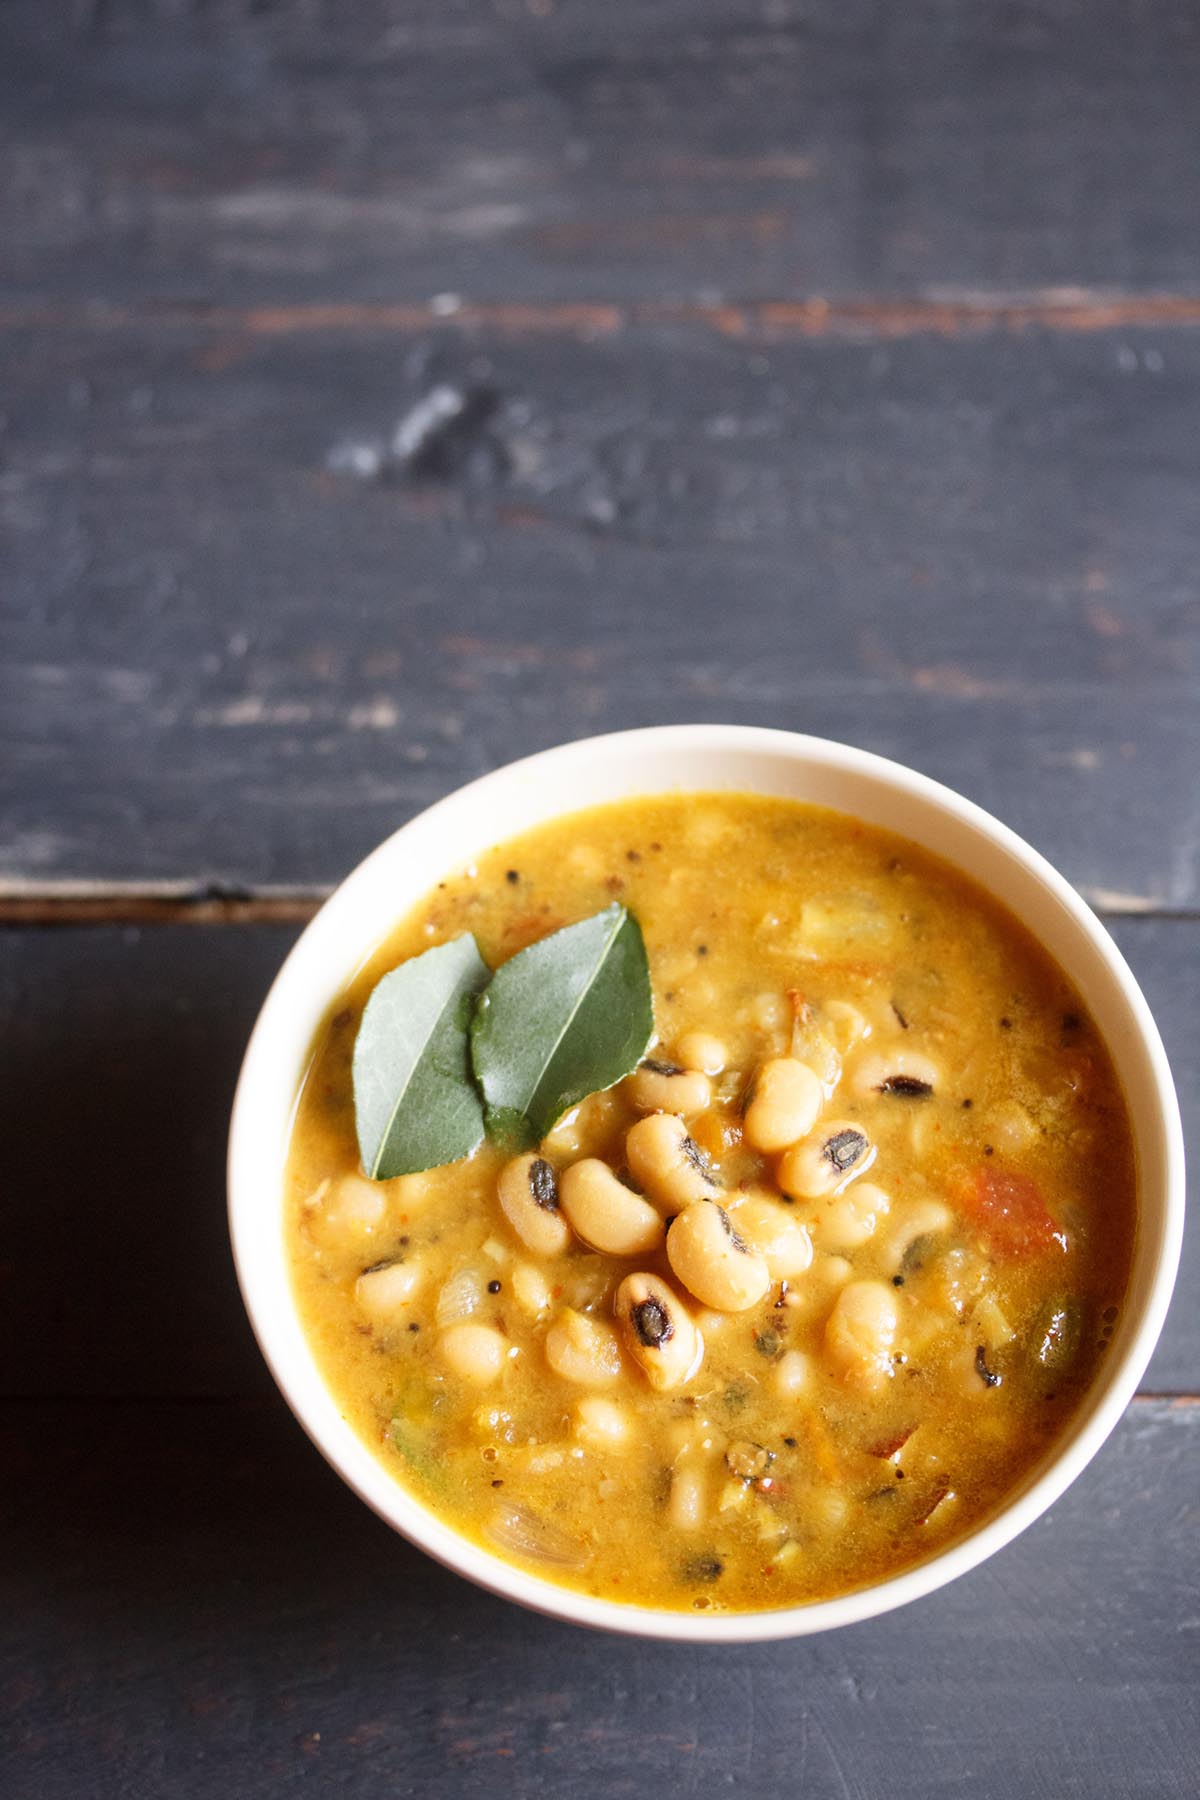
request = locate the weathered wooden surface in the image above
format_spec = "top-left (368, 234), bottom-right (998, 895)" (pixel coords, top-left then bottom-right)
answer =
top-left (3, 315), bottom-right (1198, 898)
top-left (0, 915), bottom-right (1193, 1401)
top-left (4, 0), bottom-right (1197, 1791)
top-left (3, 0), bottom-right (1200, 308)
top-left (0, 925), bottom-right (288, 1403)
top-left (2, 1396), bottom-right (1197, 1799)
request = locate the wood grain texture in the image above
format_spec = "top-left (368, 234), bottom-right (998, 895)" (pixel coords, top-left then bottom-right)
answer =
top-left (12, 295), bottom-right (1200, 339)
top-left (2, 0), bottom-right (1199, 308)
top-left (4, 2), bottom-right (1196, 1789)
top-left (3, 316), bottom-right (1198, 899)
top-left (2, 1395), bottom-right (1197, 1799)
top-left (0, 915), bottom-right (1194, 1401)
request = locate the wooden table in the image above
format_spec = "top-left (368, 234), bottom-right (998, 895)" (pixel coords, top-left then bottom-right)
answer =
top-left (3, 4), bottom-right (1197, 1793)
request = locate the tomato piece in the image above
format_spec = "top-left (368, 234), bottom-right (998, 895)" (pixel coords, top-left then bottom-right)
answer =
top-left (963, 1167), bottom-right (1068, 1258)
top-left (689, 1110), bottom-right (742, 1161)
top-left (864, 1425), bottom-right (916, 1461)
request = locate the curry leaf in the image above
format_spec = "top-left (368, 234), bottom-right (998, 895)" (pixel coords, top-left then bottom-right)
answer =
top-left (470, 904), bottom-right (654, 1150)
top-left (390, 1416), bottom-right (450, 1496)
top-left (352, 934), bottom-right (490, 1178)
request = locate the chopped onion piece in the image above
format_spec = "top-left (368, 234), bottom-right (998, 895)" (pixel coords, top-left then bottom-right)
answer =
top-left (436, 1267), bottom-right (484, 1328)
top-left (484, 1502), bottom-right (589, 1569)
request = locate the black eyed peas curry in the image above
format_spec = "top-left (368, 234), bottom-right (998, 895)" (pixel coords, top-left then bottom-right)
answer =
top-left (285, 794), bottom-right (1136, 1612)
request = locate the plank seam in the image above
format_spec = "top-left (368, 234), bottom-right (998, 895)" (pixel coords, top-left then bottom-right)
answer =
top-left (3, 293), bottom-right (1200, 340)
top-left (1, 892), bottom-right (1195, 927)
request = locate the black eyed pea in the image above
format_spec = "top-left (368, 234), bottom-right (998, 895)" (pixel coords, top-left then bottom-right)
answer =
top-left (558, 1158), bottom-right (665, 1257)
top-left (625, 1112), bottom-right (720, 1211)
top-left (812, 1252), bottom-right (854, 1293)
top-left (510, 1260), bottom-right (553, 1317)
top-left (497, 1153), bottom-right (571, 1258)
top-left (772, 1348), bottom-right (810, 1399)
top-left (625, 1058), bottom-right (712, 1116)
top-left (383, 1169), bottom-right (438, 1213)
top-left (666, 1202), bottom-right (772, 1312)
top-left (614, 1272), bottom-right (704, 1390)
top-left (742, 1057), bottom-right (823, 1153)
top-left (572, 1395), bottom-right (633, 1451)
top-left (777, 1120), bottom-right (875, 1200)
top-left (540, 1108), bottom-right (584, 1158)
top-left (667, 1460), bottom-right (709, 1530)
top-left (544, 1308), bottom-right (624, 1386)
top-left (440, 1321), bottom-right (510, 1386)
top-left (676, 1030), bottom-right (728, 1076)
top-left (850, 1048), bottom-right (940, 1100)
top-left (354, 1256), bottom-right (423, 1322)
top-left (983, 1099), bottom-right (1039, 1153)
top-left (312, 1172), bottom-right (387, 1247)
top-left (814, 1180), bottom-right (891, 1253)
top-left (729, 1193), bottom-right (814, 1279)
top-left (879, 1196), bottom-right (953, 1273)
top-left (824, 1279), bottom-right (899, 1393)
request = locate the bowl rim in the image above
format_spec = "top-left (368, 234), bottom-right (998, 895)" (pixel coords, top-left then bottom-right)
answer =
top-left (228, 724), bottom-right (1185, 1643)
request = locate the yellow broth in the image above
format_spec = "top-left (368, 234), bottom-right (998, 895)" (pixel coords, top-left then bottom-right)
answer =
top-left (284, 794), bottom-right (1136, 1613)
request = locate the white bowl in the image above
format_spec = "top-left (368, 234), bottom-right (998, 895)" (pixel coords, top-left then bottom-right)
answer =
top-left (228, 725), bottom-right (1184, 1642)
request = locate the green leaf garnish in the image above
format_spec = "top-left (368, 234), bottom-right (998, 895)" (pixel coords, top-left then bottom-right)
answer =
top-left (470, 903), bottom-right (654, 1151)
top-left (350, 906), bottom-right (655, 1176)
top-left (390, 1416), bottom-right (450, 1495)
top-left (352, 934), bottom-right (490, 1178)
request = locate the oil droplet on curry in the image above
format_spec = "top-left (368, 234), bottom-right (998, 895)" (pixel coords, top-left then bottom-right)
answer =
top-left (285, 795), bottom-right (1136, 1613)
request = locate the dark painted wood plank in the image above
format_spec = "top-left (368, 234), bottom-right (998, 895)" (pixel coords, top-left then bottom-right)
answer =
top-left (0, 925), bottom-right (292, 1402)
top-left (3, 317), bottom-right (1198, 900)
top-left (2, 0), bottom-right (1199, 308)
top-left (0, 916), bottom-right (1194, 1400)
top-left (1110, 916), bottom-right (1200, 1394)
top-left (1, 1396), bottom-right (1196, 1799)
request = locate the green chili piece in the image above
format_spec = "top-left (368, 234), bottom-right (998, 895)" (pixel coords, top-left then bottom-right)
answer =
top-left (1031, 1297), bottom-right (1084, 1383)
